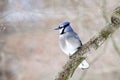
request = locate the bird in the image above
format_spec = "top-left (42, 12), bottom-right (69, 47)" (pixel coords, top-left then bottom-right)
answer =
top-left (54, 21), bottom-right (89, 69)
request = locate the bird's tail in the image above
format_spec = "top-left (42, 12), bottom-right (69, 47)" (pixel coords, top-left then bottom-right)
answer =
top-left (78, 60), bottom-right (89, 69)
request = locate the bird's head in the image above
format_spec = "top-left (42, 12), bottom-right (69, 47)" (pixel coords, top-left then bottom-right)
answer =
top-left (54, 21), bottom-right (73, 34)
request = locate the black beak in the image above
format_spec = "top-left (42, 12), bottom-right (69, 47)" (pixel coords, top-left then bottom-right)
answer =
top-left (54, 27), bottom-right (60, 30)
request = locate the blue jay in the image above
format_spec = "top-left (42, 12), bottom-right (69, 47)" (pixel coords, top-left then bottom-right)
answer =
top-left (55, 21), bottom-right (89, 69)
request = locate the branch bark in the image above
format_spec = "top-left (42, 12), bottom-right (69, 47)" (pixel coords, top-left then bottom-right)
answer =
top-left (55, 7), bottom-right (120, 80)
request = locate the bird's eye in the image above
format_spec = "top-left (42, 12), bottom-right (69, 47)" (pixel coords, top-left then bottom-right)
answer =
top-left (59, 26), bottom-right (63, 29)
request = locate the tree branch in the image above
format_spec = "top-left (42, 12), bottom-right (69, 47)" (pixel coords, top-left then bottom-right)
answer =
top-left (55, 7), bottom-right (120, 80)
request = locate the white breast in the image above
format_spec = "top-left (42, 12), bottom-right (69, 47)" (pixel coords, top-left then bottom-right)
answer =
top-left (59, 32), bottom-right (81, 56)
top-left (59, 38), bottom-right (79, 56)
top-left (65, 41), bottom-right (78, 55)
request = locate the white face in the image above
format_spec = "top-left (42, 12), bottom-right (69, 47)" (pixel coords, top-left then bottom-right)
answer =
top-left (59, 27), bottom-right (64, 34)
top-left (55, 23), bottom-right (70, 34)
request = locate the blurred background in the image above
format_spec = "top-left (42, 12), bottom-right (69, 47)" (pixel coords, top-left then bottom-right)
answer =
top-left (0, 0), bottom-right (120, 80)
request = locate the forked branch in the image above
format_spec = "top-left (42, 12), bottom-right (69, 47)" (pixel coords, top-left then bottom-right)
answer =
top-left (55, 7), bottom-right (120, 80)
